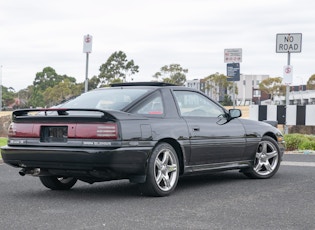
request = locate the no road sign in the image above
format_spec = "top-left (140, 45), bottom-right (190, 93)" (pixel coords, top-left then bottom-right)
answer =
top-left (276, 33), bottom-right (302, 53)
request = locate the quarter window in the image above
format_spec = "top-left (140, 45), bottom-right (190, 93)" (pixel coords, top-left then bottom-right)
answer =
top-left (134, 94), bottom-right (164, 115)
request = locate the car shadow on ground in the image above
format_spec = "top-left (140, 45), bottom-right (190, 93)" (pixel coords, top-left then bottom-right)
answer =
top-left (8, 170), bottom-right (250, 201)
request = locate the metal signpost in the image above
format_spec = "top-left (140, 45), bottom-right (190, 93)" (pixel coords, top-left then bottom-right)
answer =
top-left (224, 48), bottom-right (242, 108)
top-left (83, 34), bottom-right (93, 93)
top-left (276, 33), bottom-right (302, 134)
top-left (0, 65), bottom-right (2, 111)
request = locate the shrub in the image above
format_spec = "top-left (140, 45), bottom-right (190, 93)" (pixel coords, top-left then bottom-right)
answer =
top-left (284, 134), bottom-right (307, 151)
top-left (284, 134), bottom-right (315, 151)
top-left (299, 140), bottom-right (315, 151)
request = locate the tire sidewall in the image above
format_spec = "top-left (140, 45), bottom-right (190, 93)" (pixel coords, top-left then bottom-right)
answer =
top-left (146, 142), bottom-right (179, 196)
top-left (248, 136), bottom-right (281, 179)
top-left (39, 176), bottom-right (77, 190)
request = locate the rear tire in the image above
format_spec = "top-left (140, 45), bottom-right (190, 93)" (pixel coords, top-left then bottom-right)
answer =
top-left (39, 176), bottom-right (77, 190)
top-left (244, 136), bottom-right (281, 179)
top-left (140, 142), bottom-right (179, 197)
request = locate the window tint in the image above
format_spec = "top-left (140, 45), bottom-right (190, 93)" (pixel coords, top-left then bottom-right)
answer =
top-left (173, 91), bottom-right (224, 117)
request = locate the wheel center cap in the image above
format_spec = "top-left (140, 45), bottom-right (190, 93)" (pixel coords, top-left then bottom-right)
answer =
top-left (161, 165), bottom-right (167, 174)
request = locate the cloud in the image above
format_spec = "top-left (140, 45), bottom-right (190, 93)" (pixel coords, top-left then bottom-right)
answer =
top-left (1, 0), bottom-right (315, 90)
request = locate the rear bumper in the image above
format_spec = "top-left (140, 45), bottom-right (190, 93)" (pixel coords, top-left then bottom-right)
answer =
top-left (1, 145), bottom-right (151, 175)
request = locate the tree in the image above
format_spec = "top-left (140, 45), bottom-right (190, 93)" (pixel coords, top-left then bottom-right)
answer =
top-left (29, 67), bottom-right (80, 107)
top-left (259, 77), bottom-right (285, 101)
top-left (306, 74), bottom-right (315, 90)
top-left (16, 86), bottom-right (32, 108)
top-left (98, 51), bottom-right (139, 86)
top-left (42, 79), bottom-right (82, 107)
top-left (88, 76), bottom-right (101, 90)
top-left (153, 64), bottom-right (188, 86)
top-left (204, 72), bottom-right (237, 102)
top-left (1, 86), bottom-right (15, 108)
top-left (34, 67), bottom-right (61, 91)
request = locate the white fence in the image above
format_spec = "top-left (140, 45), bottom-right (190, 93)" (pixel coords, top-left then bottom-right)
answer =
top-left (249, 105), bottom-right (315, 126)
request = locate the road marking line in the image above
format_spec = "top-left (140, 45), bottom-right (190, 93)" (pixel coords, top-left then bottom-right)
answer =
top-left (282, 161), bottom-right (315, 167)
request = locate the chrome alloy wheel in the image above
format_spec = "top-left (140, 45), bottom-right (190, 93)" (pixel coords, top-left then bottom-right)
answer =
top-left (154, 148), bottom-right (178, 192)
top-left (253, 140), bottom-right (279, 176)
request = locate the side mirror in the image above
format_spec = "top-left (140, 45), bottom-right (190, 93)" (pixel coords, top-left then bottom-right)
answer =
top-left (229, 109), bottom-right (242, 119)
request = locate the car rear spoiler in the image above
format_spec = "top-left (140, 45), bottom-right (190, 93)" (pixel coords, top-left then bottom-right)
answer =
top-left (12, 108), bottom-right (117, 122)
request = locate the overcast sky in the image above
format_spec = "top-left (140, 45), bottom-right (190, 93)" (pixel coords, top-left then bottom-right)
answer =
top-left (1, 0), bottom-right (314, 91)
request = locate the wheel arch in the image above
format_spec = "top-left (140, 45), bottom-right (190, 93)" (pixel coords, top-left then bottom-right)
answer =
top-left (263, 132), bottom-right (277, 142)
top-left (155, 138), bottom-right (185, 175)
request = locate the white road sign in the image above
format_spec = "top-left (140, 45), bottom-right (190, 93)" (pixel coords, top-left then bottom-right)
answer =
top-left (224, 48), bottom-right (242, 63)
top-left (83, 34), bottom-right (93, 53)
top-left (276, 33), bottom-right (302, 53)
top-left (283, 65), bottom-right (293, 85)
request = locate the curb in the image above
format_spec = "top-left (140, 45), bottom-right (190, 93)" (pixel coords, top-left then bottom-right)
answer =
top-left (285, 151), bottom-right (315, 155)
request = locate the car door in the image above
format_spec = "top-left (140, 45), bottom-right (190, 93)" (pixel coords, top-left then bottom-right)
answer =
top-left (173, 90), bottom-right (246, 165)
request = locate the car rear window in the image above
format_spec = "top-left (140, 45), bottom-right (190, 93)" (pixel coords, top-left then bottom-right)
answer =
top-left (62, 88), bottom-right (150, 110)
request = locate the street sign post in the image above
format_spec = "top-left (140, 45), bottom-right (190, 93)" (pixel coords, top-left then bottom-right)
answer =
top-left (224, 48), bottom-right (242, 108)
top-left (227, 63), bottom-right (240, 81)
top-left (283, 65), bottom-right (293, 85)
top-left (224, 48), bottom-right (242, 63)
top-left (276, 33), bottom-right (302, 134)
top-left (83, 34), bottom-right (93, 93)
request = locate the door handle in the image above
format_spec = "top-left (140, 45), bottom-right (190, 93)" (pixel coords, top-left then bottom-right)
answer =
top-left (192, 126), bottom-right (200, 131)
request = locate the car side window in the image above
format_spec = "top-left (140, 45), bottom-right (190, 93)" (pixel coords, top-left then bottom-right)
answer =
top-left (173, 91), bottom-right (224, 117)
top-left (134, 94), bottom-right (164, 115)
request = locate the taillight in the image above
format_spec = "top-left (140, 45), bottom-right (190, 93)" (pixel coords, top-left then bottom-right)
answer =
top-left (8, 123), bottom-right (37, 138)
top-left (75, 123), bottom-right (118, 139)
top-left (8, 123), bottom-right (16, 137)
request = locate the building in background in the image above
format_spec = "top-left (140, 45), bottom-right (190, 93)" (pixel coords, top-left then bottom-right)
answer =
top-left (186, 75), bottom-right (315, 105)
top-left (186, 79), bottom-right (226, 102)
top-left (235, 74), bottom-right (269, 105)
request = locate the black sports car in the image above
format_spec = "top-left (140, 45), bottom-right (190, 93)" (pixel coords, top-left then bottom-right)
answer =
top-left (1, 82), bottom-right (285, 196)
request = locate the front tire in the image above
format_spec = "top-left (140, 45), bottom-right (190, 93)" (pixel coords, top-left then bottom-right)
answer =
top-left (244, 136), bottom-right (281, 179)
top-left (140, 142), bottom-right (179, 197)
top-left (39, 176), bottom-right (77, 190)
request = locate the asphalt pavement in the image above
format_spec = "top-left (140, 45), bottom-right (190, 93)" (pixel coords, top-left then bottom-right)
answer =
top-left (0, 152), bottom-right (314, 229)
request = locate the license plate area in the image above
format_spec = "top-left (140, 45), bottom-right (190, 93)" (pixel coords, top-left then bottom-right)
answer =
top-left (40, 126), bottom-right (68, 143)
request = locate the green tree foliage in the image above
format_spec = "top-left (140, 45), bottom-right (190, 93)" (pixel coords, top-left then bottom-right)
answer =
top-left (306, 74), bottom-right (315, 90)
top-left (28, 67), bottom-right (81, 108)
top-left (98, 51), bottom-right (139, 86)
top-left (33, 67), bottom-right (75, 91)
top-left (153, 64), bottom-right (188, 86)
top-left (221, 95), bottom-right (233, 106)
top-left (42, 79), bottom-right (82, 107)
top-left (1, 86), bottom-right (15, 108)
top-left (28, 86), bottom-right (45, 108)
top-left (204, 72), bottom-right (238, 101)
top-left (16, 86), bottom-right (33, 108)
top-left (88, 76), bottom-right (101, 91)
top-left (259, 77), bottom-right (285, 100)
